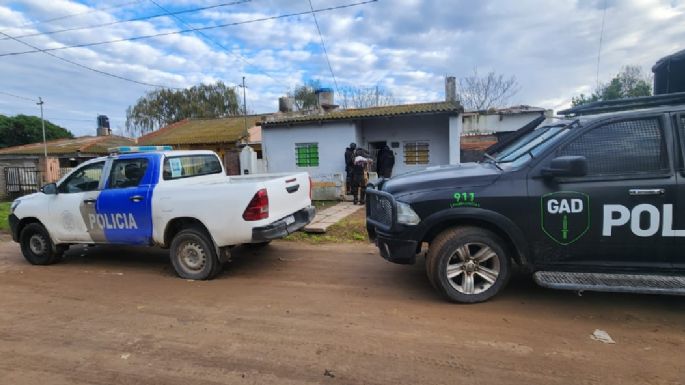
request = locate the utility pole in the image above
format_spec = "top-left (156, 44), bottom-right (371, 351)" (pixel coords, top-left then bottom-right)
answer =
top-left (240, 76), bottom-right (248, 141)
top-left (37, 97), bottom-right (47, 160)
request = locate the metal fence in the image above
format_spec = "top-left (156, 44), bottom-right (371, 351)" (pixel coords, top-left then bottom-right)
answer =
top-left (4, 167), bottom-right (42, 199)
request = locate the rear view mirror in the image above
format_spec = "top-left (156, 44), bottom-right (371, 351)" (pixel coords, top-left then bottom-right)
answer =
top-left (41, 183), bottom-right (57, 195)
top-left (541, 156), bottom-right (587, 178)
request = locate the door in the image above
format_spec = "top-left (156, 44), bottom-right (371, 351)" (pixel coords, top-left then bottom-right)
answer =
top-left (49, 161), bottom-right (106, 243)
top-left (527, 115), bottom-right (676, 269)
top-left (672, 112), bottom-right (685, 269)
top-left (96, 157), bottom-right (154, 245)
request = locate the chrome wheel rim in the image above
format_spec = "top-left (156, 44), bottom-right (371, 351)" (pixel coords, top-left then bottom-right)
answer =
top-left (178, 242), bottom-right (206, 271)
top-left (29, 234), bottom-right (48, 256)
top-left (446, 243), bottom-right (500, 295)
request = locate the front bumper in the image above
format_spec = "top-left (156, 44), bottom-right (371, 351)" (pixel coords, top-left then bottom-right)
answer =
top-left (375, 233), bottom-right (418, 264)
top-left (251, 206), bottom-right (316, 242)
top-left (8, 214), bottom-right (20, 242)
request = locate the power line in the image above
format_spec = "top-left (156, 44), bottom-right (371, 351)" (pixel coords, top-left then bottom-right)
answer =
top-left (147, 0), bottom-right (284, 89)
top-left (0, 31), bottom-right (179, 89)
top-left (2, 0), bottom-right (251, 41)
top-left (0, 0), bottom-right (379, 58)
top-left (308, 0), bottom-right (339, 93)
top-left (0, 90), bottom-right (36, 102)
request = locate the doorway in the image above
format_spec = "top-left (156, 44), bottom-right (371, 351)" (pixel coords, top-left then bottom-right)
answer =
top-left (367, 141), bottom-right (386, 172)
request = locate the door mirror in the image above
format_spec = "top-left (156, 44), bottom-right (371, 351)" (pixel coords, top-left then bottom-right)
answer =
top-left (41, 183), bottom-right (57, 195)
top-left (541, 156), bottom-right (588, 178)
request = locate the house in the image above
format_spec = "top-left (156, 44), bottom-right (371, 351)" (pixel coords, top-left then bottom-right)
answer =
top-left (137, 116), bottom-right (264, 175)
top-left (261, 97), bottom-right (464, 199)
top-left (0, 134), bottom-right (135, 200)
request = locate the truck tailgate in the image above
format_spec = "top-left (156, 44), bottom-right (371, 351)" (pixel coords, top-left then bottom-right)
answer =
top-left (257, 172), bottom-right (311, 221)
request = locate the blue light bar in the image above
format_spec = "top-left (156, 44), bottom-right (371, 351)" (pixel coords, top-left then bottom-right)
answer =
top-left (109, 145), bottom-right (173, 153)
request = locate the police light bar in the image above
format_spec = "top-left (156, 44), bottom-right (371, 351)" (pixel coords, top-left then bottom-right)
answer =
top-left (108, 145), bottom-right (173, 154)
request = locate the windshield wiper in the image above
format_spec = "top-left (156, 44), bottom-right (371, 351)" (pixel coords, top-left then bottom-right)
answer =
top-left (482, 153), bottom-right (503, 171)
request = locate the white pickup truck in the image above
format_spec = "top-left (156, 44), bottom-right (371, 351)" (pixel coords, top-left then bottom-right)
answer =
top-left (7, 147), bottom-right (315, 280)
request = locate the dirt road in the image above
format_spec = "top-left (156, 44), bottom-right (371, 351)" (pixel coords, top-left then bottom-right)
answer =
top-left (0, 240), bottom-right (683, 385)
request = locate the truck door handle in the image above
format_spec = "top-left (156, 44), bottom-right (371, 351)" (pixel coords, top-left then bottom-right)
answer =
top-left (130, 195), bottom-right (144, 202)
top-left (83, 198), bottom-right (96, 204)
top-left (286, 184), bottom-right (300, 193)
top-left (629, 188), bottom-right (665, 196)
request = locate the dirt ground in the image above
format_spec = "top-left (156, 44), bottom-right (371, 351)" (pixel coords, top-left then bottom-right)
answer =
top-left (0, 239), bottom-right (683, 385)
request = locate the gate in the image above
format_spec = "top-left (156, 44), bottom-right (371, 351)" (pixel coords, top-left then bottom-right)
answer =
top-left (4, 167), bottom-right (42, 199)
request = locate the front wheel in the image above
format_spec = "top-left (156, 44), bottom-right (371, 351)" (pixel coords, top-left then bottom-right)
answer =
top-left (170, 228), bottom-right (221, 280)
top-left (426, 227), bottom-right (511, 303)
top-left (19, 223), bottom-right (61, 265)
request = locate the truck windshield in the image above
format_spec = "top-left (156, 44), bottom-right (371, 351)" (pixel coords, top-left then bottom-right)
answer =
top-left (493, 122), bottom-right (576, 168)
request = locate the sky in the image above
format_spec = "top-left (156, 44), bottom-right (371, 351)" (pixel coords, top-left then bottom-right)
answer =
top-left (0, 0), bottom-right (684, 137)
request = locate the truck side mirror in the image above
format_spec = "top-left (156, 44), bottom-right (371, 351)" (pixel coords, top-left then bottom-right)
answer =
top-left (541, 156), bottom-right (588, 178)
top-left (41, 183), bottom-right (57, 195)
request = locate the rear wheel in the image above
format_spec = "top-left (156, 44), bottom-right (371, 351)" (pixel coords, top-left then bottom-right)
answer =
top-left (426, 227), bottom-right (511, 303)
top-left (19, 223), bottom-right (61, 265)
top-left (170, 228), bottom-right (221, 280)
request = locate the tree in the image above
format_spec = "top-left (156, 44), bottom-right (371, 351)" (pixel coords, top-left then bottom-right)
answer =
top-left (338, 85), bottom-right (396, 109)
top-left (125, 81), bottom-right (241, 136)
top-left (571, 65), bottom-right (652, 107)
top-left (458, 69), bottom-right (520, 110)
top-left (289, 80), bottom-right (321, 111)
top-left (0, 114), bottom-right (73, 148)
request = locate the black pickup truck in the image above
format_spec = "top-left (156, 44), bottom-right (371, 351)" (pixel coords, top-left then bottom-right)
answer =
top-left (366, 93), bottom-right (685, 303)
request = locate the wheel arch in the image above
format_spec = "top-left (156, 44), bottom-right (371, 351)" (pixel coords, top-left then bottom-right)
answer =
top-left (419, 208), bottom-right (530, 266)
top-left (163, 217), bottom-right (213, 248)
top-left (14, 217), bottom-right (43, 241)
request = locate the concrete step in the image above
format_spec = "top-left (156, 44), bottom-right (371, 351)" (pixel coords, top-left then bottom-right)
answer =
top-left (303, 202), bottom-right (363, 233)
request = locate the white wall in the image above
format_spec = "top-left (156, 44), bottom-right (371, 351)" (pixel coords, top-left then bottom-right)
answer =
top-left (360, 114), bottom-right (452, 176)
top-left (262, 121), bottom-right (358, 178)
top-left (463, 112), bottom-right (542, 133)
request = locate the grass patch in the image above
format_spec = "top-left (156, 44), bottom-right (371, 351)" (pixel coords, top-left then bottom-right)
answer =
top-left (312, 200), bottom-right (337, 211)
top-left (286, 208), bottom-right (368, 244)
top-left (0, 202), bottom-right (10, 232)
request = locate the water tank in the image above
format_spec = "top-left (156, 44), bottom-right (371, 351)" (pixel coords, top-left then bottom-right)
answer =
top-left (278, 96), bottom-right (293, 112)
top-left (96, 115), bottom-right (111, 136)
top-left (653, 49), bottom-right (685, 95)
top-left (315, 87), bottom-right (334, 107)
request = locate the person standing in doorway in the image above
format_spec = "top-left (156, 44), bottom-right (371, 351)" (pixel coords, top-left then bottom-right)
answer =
top-left (351, 148), bottom-right (372, 205)
top-left (344, 143), bottom-right (356, 194)
top-left (377, 145), bottom-right (395, 178)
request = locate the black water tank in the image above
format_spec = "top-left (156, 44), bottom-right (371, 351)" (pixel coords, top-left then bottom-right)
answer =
top-left (97, 115), bottom-right (110, 129)
top-left (653, 49), bottom-right (685, 95)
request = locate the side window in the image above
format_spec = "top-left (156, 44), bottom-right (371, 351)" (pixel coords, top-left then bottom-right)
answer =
top-left (295, 143), bottom-right (319, 167)
top-left (58, 162), bottom-right (105, 193)
top-left (163, 155), bottom-right (223, 180)
top-left (558, 118), bottom-right (669, 177)
top-left (404, 141), bottom-right (429, 165)
top-left (108, 158), bottom-right (149, 188)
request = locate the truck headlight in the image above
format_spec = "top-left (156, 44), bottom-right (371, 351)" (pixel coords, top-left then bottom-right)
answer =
top-left (396, 201), bottom-right (420, 225)
top-left (10, 200), bottom-right (20, 214)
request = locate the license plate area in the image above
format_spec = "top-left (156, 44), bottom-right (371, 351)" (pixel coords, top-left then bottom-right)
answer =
top-left (284, 215), bottom-right (295, 225)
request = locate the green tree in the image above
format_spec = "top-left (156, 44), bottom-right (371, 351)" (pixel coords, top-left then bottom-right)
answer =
top-left (571, 65), bottom-right (652, 107)
top-left (0, 114), bottom-right (73, 148)
top-left (125, 81), bottom-right (241, 136)
top-left (289, 80), bottom-right (321, 111)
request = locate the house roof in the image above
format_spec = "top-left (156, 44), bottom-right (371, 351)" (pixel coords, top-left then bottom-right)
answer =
top-left (137, 115), bottom-right (263, 146)
top-left (0, 135), bottom-right (135, 156)
top-left (261, 101), bottom-right (462, 127)
top-left (463, 105), bottom-right (546, 116)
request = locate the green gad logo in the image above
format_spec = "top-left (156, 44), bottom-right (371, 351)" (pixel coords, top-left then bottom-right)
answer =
top-left (541, 191), bottom-right (590, 245)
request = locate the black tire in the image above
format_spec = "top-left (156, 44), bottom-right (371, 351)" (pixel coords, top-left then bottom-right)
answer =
top-left (19, 223), bottom-right (60, 265)
top-left (170, 227), bottom-right (222, 280)
top-left (426, 226), bottom-right (511, 303)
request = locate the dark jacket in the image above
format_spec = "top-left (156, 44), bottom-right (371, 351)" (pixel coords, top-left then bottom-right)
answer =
top-left (344, 148), bottom-right (355, 172)
top-left (377, 148), bottom-right (395, 178)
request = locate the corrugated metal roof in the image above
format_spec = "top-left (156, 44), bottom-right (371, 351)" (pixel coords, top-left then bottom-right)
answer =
top-left (261, 101), bottom-right (462, 127)
top-left (0, 135), bottom-right (136, 156)
top-left (137, 116), bottom-right (262, 146)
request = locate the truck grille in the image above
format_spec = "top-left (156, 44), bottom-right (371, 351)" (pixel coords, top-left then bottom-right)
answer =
top-left (368, 192), bottom-right (393, 227)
